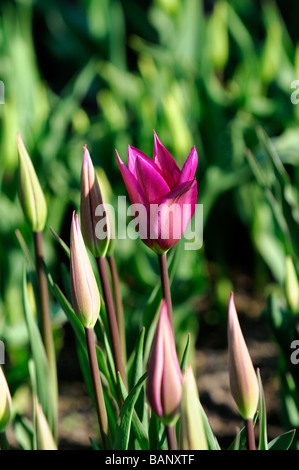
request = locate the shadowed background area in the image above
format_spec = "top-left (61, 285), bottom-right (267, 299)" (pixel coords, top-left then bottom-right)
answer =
top-left (1, 0), bottom-right (299, 449)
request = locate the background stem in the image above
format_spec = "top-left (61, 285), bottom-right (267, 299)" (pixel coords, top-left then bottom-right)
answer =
top-left (33, 231), bottom-right (58, 431)
top-left (165, 425), bottom-right (177, 450)
top-left (96, 256), bottom-right (127, 390)
top-left (85, 327), bottom-right (110, 450)
top-left (107, 254), bottom-right (127, 364)
top-left (245, 418), bottom-right (256, 450)
top-left (158, 253), bottom-right (174, 332)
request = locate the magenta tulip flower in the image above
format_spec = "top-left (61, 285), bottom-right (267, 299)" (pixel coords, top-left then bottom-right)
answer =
top-left (146, 300), bottom-right (183, 424)
top-left (116, 131), bottom-right (198, 253)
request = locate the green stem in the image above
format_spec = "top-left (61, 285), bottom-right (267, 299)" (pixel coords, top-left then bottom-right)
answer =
top-left (165, 425), bottom-right (177, 450)
top-left (33, 231), bottom-right (58, 433)
top-left (158, 253), bottom-right (174, 332)
top-left (96, 256), bottom-right (127, 390)
top-left (107, 254), bottom-right (127, 364)
top-left (245, 418), bottom-right (256, 450)
top-left (85, 327), bottom-right (110, 450)
top-left (0, 431), bottom-right (10, 450)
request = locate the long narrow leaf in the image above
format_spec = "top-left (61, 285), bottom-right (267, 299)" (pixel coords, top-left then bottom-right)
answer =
top-left (114, 372), bottom-right (148, 450)
top-left (22, 262), bottom-right (57, 438)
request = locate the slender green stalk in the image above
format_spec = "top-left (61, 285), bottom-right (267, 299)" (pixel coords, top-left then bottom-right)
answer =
top-left (85, 327), bottom-right (110, 450)
top-left (245, 418), bottom-right (256, 450)
top-left (33, 231), bottom-right (58, 425)
top-left (165, 425), bottom-right (177, 450)
top-left (107, 254), bottom-right (126, 364)
top-left (0, 431), bottom-right (10, 450)
top-left (96, 256), bottom-right (127, 390)
top-left (158, 253), bottom-right (174, 332)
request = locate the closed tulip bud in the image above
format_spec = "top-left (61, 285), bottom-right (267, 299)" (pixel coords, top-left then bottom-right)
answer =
top-left (228, 293), bottom-right (259, 420)
top-left (179, 365), bottom-right (208, 450)
top-left (36, 402), bottom-right (57, 450)
top-left (0, 367), bottom-right (11, 432)
top-left (70, 211), bottom-right (101, 329)
top-left (146, 300), bottom-right (183, 425)
top-left (17, 133), bottom-right (47, 232)
top-left (80, 146), bottom-right (110, 258)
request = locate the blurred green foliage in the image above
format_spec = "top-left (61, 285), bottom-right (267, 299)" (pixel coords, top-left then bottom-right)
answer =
top-left (2, 0), bottom-right (299, 446)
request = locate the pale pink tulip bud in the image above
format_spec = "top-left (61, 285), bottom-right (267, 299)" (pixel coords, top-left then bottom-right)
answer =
top-left (80, 146), bottom-right (110, 258)
top-left (70, 211), bottom-right (101, 329)
top-left (146, 300), bottom-right (183, 424)
top-left (228, 293), bottom-right (259, 420)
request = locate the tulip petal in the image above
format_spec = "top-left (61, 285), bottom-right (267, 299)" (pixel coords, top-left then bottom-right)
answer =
top-left (116, 150), bottom-right (153, 249)
top-left (228, 293), bottom-right (259, 420)
top-left (161, 314), bottom-right (183, 422)
top-left (135, 155), bottom-right (170, 205)
top-left (180, 146), bottom-right (198, 183)
top-left (146, 309), bottom-right (165, 418)
top-left (151, 179), bottom-right (198, 253)
top-left (153, 131), bottom-right (181, 189)
top-left (146, 300), bottom-right (182, 422)
top-left (70, 212), bottom-right (100, 328)
top-left (128, 145), bottom-right (163, 179)
top-left (81, 146), bottom-right (110, 257)
top-left (116, 150), bottom-right (148, 207)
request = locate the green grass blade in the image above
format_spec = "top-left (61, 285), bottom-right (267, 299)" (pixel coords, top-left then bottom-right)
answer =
top-left (114, 372), bottom-right (148, 450)
top-left (22, 263), bottom-right (57, 439)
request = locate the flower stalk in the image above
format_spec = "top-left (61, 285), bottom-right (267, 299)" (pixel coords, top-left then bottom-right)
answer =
top-left (158, 253), bottom-right (174, 332)
top-left (165, 425), bottom-right (177, 450)
top-left (107, 254), bottom-right (127, 364)
top-left (33, 231), bottom-right (58, 410)
top-left (96, 256), bottom-right (127, 391)
top-left (85, 327), bottom-right (110, 449)
top-left (245, 418), bottom-right (256, 451)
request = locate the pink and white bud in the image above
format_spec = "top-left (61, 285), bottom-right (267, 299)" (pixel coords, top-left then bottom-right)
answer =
top-left (80, 146), bottom-right (110, 258)
top-left (228, 293), bottom-right (259, 420)
top-left (70, 211), bottom-right (101, 329)
top-left (146, 300), bottom-right (183, 424)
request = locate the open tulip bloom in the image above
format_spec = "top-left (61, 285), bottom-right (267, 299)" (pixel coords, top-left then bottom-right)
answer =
top-left (116, 131), bottom-right (198, 254)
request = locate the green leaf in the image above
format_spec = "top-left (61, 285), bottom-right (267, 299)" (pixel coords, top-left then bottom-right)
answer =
top-left (129, 327), bottom-right (145, 389)
top-left (114, 372), bottom-right (148, 450)
top-left (257, 368), bottom-right (268, 450)
top-left (117, 372), bottom-right (149, 450)
top-left (128, 326), bottom-right (148, 431)
top-left (22, 262), bottom-right (57, 439)
top-left (180, 333), bottom-right (191, 373)
top-left (201, 405), bottom-right (221, 450)
top-left (13, 415), bottom-right (34, 451)
top-left (50, 227), bottom-right (70, 258)
top-left (268, 429), bottom-right (296, 450)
